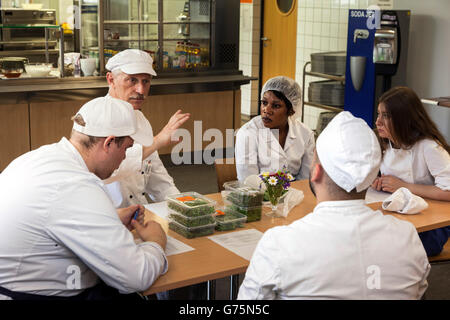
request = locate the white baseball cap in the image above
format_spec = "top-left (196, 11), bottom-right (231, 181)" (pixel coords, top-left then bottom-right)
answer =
top-left (72, 96), bottom-right (153, 146)
top-left (105, 49), bottom-right (157, 76)
top-left (316, 111), bottom-right (381, 192)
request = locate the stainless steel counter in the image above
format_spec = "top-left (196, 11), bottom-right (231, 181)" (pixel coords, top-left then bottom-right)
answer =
top-left (0, 73), bottom-right (256, 95)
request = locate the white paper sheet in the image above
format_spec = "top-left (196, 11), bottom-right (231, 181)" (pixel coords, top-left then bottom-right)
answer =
top-left (365, 187), bottom-right (391, 204)
top-left (165, 236), bottom-right (195, 256)
top-left (207, 229), bottom-right (264, 261)
top-left (144, 201), bottom-right (168, 219)
top-left (134, 235), bottom-right (194, 257)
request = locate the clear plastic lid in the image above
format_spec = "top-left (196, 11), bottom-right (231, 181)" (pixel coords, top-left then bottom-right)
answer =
top-left (168, 208), bottom-right (216, 227)
top-left (166, 191), bottom-right (216, 217)
top-left (168, 218), bottom-right (216, 231)
top-left (214, 207), bottom-right (247, 224)
top-left (223, 180), bottom-right (263, 194)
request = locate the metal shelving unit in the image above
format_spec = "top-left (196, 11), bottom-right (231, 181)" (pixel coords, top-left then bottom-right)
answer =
top-left (0, 24), bottom-right (65, 78)
top-left (301, 61), bottom-right (345, 122)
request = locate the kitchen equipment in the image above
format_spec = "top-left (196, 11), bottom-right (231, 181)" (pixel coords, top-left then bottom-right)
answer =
top-left (25, 63), bottom-right (52, 77)
top-left (310, 51), bottom-right (346, 76)
top-left (308, 80), bottom-right (345, 107)
top-left (350, 56), bottom-right (366, 92)
top-left (0, 9), bottom-right (57, 50)
top-left (0, 57), bottom-right (28, 77)
top-left (344, 9), bottom-right (410, 127)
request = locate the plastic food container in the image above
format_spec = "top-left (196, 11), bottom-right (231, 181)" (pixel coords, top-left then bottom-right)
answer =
top-left (222, 181), bottom-right (264, 207)
top-left (168, 209), bottom-right (215, 228)
top-left (169, 219), bottom-right (216, 239)
top-left (223, 202), bottom-right (262, 222)
top-left (214, 207), bottom-right (247, 231)
top-left (166, 192), bottom-right (216, 217)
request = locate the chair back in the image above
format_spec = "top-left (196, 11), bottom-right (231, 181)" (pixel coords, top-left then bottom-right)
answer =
top-left (214, 158), bottom-right (237, 192)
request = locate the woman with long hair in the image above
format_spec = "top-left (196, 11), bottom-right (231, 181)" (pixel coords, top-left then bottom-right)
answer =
top-left (372, 86), bottom-right (450, 256)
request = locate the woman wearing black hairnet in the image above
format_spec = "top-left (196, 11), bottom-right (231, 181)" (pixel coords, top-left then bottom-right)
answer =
top-left (235, 76), bottom-right (315, 181)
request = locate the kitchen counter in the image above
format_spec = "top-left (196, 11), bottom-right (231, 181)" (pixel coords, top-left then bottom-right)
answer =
top-left (0, 70), bottom-right (257, 171)
top-left (0, 73), bottom-right (256, 95)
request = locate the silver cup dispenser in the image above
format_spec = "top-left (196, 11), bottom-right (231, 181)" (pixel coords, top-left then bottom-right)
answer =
top-left (373, 11), bottom-right (403, 92)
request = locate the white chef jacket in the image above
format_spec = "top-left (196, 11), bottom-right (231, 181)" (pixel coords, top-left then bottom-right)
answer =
top-left (104, 110), bottom-right (179, 207)
top-left (235, 115), bottom-right (315, 181)
top-left (238, 200), bottom-right (430, 300)
top-left (0, 138), bottom-right (168, 299)
top-left (380, 138), bottom-right (450, 190)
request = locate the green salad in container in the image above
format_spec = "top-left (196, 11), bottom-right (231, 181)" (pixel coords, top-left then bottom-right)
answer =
top-left (166, 192), bottom-right (216, 217)
top-left (169, 220), bottom-right (216, 239)
top-left (226, 204), bottom-right (262, 222)
top-left (168, 210), bottom-right (215, 228)
top-left (223, 181), bottom-right (264, 207)
top-left (214, 208), bottom-right (247, 231)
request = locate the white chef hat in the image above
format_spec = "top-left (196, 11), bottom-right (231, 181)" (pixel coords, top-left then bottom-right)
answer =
top-left (106, 49), bottom-right (157, 76)
top-left (316, 111), bottom-right (381, 192)
top-left (261, 76), bottom-right (302, 118)
top-left (72, 96), bottom-right (153, 146)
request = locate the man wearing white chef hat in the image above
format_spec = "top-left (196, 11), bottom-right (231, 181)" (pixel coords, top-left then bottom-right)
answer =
top-left (239, 111), bottom-right (430, 300)
top-left (104, 49), bottom-right (190, 208)
top-left (106, 49), bottom-right (205, 300)
top-left (0, 96), bottom-right (167, 300)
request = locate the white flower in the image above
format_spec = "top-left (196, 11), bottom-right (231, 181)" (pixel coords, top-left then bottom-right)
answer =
top-left (287, 173), bottom-right (294, 181)
top-left (268, 176), bottom-right (278, 186)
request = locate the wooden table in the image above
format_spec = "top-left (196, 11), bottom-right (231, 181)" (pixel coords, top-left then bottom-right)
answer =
top-left (142, 180), bottom-right (450, 296)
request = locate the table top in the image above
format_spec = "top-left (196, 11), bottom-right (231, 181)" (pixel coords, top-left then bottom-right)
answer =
top-left (142, 180), bottom-right (450, 295)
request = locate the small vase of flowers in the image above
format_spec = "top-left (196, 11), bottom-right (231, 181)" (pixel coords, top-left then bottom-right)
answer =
top-left (259, 168), bottom-right (294, 217)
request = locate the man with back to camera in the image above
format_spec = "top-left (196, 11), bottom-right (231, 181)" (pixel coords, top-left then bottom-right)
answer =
top-left (0, 96), bottom-right (168, 300)
top-left (238, 111), bottom-right (430, 300)
top-left (104, 49), bottom-right (190, 207)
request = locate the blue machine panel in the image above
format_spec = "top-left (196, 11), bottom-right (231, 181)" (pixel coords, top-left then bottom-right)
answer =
top-left (344, 9), bottom-right (377, 127)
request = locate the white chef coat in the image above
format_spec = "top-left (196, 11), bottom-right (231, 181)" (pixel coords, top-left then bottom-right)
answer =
top-left (235, 115), bottom-right (315, 181)
top-left (238, 200), bottom-right (430, 300)
top-left (104, 109), bottom-right (179, 207)
top-left (380, 138), bottom-right (450, 190)
top-left (0, 137), bottom-right (168, 299)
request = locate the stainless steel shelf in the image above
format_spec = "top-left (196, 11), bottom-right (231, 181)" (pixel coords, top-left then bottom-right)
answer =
top-left (0, 49), bottom-right (59, 56)
top-left (304, 71), bottom-right (345, 82)
top-left (104, 38), bottom-right (157, 42)
top-left (0, 40), bottom-right (57, 45)
top-left (303, 101), bottom-right (343, 113)
top-left (301, 61), bottom-right (345, 123)
top-left (103, 20), bottom-right (158, 25)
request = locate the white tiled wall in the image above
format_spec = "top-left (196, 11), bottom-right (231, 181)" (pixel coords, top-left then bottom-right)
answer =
top-left (239, 0), bottom-right (261, 117)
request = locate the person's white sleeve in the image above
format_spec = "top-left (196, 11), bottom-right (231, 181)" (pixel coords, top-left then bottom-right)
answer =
top-left (46, 179), bottom-right (168, 294)
top-left (296, 130), bottom-right (315, 180)
top-left (103, 145), bottom-right (143, 184)
top-left (235, 127), bottom-right (260, 182)
top-left (144, 151), bottom-right (179, 202)
top-left (237, 231), bottom-right (280, 300)
top-left (424, 141), bottom-right (450, 191)
top-left (409, 225), bottom-right (431, 299)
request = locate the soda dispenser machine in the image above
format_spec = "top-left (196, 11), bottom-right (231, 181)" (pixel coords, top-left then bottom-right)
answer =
top-left (344, 9), bottom-right (411, 127)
